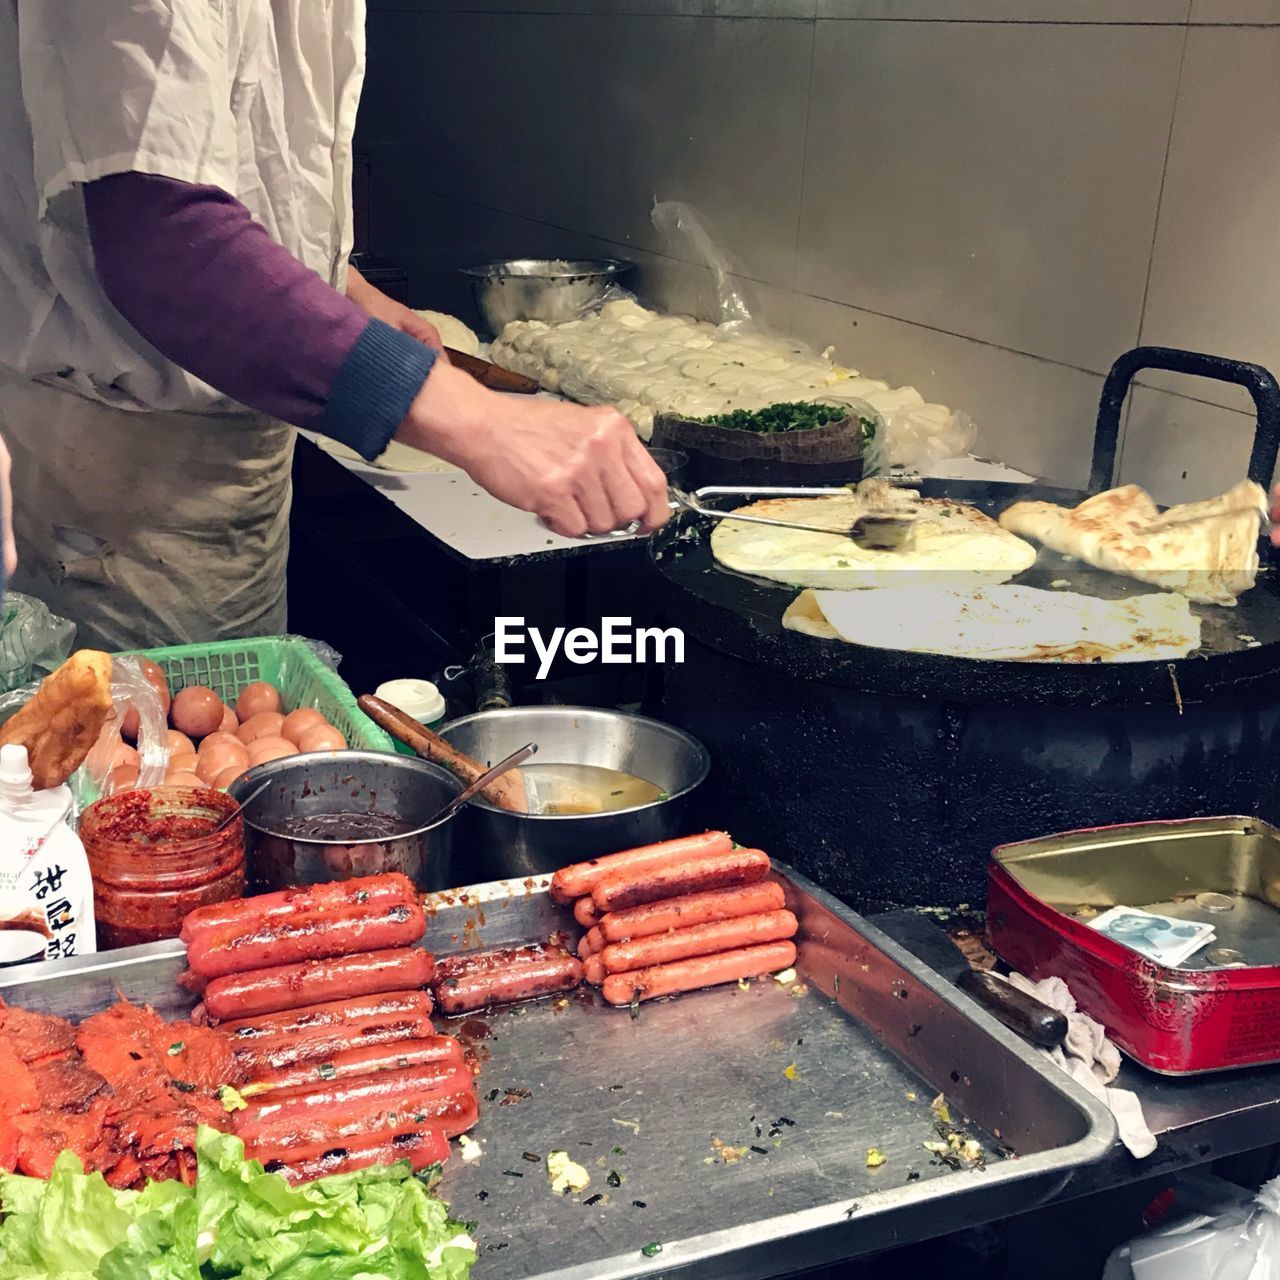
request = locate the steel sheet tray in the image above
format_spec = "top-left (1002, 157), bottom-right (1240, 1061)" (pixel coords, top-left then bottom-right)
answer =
top-left (0, 864), bottom-right (1115, 1279)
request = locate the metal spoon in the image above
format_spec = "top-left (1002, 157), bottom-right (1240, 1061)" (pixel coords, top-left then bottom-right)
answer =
top-left (417, 741), bottom-right (540, 829)
top-left (209, 779), bottom-right (271, 837)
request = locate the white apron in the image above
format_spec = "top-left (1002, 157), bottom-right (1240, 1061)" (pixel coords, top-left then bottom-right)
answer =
top-left (0, 0), bottom-right (365, 647)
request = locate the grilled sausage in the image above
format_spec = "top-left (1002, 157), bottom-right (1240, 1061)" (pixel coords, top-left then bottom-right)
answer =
top-left (601, 910), bottom-right (798, 974)
top-left (433, 944), bottom-right (557, 986)
top-left (186, 899), bottom-right (427, 978)
top-left (241, 1086), bottom-right (478, 1154)
top-left (601, 941), bottom-right (798, 1006)
top-left (260, 1128), bottom-right (452, 1184)
top-left (598, 882), bottom-right (786, 944)
top-left (229, 1008), bottom-right (437, 1076)
top-left (240, 1036), bottom-right (465, 1099)
top-left (181, 873), bottom-right (416, 943)
top-left (573, 898), bottom-right (600, 928)
top-left (219, 991), bottom-right (434, 1041)
top-left (583, 956), bottom-right (607, 987)
top-left (236, 1062), bottom-right (472, 1139)
top-left (592, 849), bottom-right (770, 913)
top-left (549, 831), bottom-right (733, 904)
top-left (435, 950), bottom-right (583, 1015)
top-left (203, 948), bottom-right (435, 1022)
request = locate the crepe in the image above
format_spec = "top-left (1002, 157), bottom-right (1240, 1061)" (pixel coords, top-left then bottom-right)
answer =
top-left (782, 586), bottom-right (1202, 663)
top-left (709, 493), bottom-right (1038, 590)
top-left (998, 480), bottom-right (1267, 606)
top-left (318, 437), bottom-right (460, 474)
top-left (414, 309), bottom-right (480, 356)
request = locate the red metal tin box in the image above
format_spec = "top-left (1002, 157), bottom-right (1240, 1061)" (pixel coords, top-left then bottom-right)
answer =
top-left (987, 816), bottom-right (1280, 1075)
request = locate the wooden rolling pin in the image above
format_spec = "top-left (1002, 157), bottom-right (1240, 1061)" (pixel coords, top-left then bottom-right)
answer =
top-left (358, 694), bottom-right (529, 812)
top-left (445, 347), bottom-right (539, 395)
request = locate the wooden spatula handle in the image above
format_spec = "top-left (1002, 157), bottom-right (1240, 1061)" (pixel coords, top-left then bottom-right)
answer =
top-left (445, 347), bottom-right (539, 395)
top-left (357, 694), bottom-right (528, 812)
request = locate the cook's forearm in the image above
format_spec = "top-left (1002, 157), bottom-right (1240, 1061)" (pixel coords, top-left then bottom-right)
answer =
top-left (82, 173), bottom-right (435, 459)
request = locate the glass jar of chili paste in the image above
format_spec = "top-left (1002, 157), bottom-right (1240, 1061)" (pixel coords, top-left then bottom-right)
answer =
top-left (80, 787), bottom-right (245, 948)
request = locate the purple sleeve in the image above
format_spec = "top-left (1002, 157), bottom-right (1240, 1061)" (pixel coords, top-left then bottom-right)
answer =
top-left (82, 173), bottom-right (437, 458)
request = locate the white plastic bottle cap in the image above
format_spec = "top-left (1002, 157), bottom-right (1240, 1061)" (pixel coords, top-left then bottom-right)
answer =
top-left (0, 744), bottom-right (33, 789)
top-left (375, 679), bottom-right (446, 727)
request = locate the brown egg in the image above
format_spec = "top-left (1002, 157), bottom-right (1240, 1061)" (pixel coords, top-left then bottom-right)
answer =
top-left (112, 741), bottom-right (140, 770)
top-left (167, 729), bottom-right (196, 757)
top-left (213, 764), bottom-right (247, 791)
top-left (165, 771), bottom-right (205, 788)
top-left (197, 739), bottom-right (250, 784)
top-left (247, 736), bottom-right (297, 766)
top-left (281, 707), bottom-right (327, 747)
top-left (298, 724), bottom-right (347, 753)
top-left (168, 751), bottom-right (199, 775)
top-left (198, 731), bottom-right (242, 754)
top-left (171, 686), bottom-right (224, 740)
top-left (122, 659), bottom-right (171, 741)
top-left (238, 712), bottom-right (286, 746)
top-left (219, 704), bottom-right (239, 733)
top-left (236, 682), bottom-right (284, 722)
top-left (108, 763), bottom-right (139, 793)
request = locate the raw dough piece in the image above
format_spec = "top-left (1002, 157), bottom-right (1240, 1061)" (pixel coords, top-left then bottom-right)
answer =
top-left (783, 585), bottom-right (1201, 663)
top-left (414, 310), bottom-right (480, 356)
top-left (710, 493), bottom-right (1037, 591)
top-left (999, 479), bottom-right (1267, 606)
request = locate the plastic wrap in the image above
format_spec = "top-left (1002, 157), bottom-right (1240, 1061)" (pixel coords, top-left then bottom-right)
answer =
top-left (651, 200), bottom-right (756, 331)
top-left (1212, 1175), bottom-right (1280, 1279)
top-left (75, 656), bottom-right (169, 807)
top-left (0, 593), bottom-right (75, 692)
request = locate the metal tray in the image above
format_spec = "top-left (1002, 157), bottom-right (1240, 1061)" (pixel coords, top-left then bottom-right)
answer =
top-left (0, 864), bottom-right (1115, 1279)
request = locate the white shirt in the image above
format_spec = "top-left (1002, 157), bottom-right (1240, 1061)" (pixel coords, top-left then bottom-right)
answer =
top-left (0, 0), bottom-right (364, 414)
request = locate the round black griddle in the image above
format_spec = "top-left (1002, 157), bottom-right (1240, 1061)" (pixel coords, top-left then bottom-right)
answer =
top-left (651, 347), bottom-right (1280, 709)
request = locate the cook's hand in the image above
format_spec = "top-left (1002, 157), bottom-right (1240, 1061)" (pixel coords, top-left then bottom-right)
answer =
top-left (346, 265), bottom-right (446, 353)
top-left (396, 363), bottom-right (669, 537)
top-left (0, 435), bottom-right (16, 579)
top-left (1271, 485), bottom-right (1280, 546)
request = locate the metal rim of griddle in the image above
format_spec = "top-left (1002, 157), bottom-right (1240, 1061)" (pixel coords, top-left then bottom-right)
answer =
top-left (650, 347), bottom-right (1280, 709)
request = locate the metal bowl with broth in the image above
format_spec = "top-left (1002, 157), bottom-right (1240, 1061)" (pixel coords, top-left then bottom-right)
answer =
top-left (439, 707), bottom-right (710, 882)
top-left (229, 751), bottom-right (463, 893)
top-left (461, 258), bottom-right (633, 335)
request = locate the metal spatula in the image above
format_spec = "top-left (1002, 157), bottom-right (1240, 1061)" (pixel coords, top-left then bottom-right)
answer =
top-left (671, 485), bottom-right (918, 551)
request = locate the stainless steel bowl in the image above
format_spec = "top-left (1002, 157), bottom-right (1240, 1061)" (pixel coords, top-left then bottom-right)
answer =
top-left (438, 706), bottom-right (710, 882)
top-left (461, 258), bottom-right (633, 335)
top-left (229, 750), bottom-right (463, 893)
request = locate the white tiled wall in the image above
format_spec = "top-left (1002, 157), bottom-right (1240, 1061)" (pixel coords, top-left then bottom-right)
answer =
top-left (358, 4), bottom-right (1280, 499)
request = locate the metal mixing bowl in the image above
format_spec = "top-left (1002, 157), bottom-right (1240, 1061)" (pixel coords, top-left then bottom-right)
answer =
top-left (438, 706), bottom-right (710, 882)
top-left (461, 258), bottom-right (633, 335)
top-left (229, 751), bottom-right (463, 893)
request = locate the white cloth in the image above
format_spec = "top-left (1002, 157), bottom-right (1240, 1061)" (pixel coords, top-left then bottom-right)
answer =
top-left (0, 0), bottom-right (364, 414)
top-left (1004, 971), bottom-right (1158, 1160)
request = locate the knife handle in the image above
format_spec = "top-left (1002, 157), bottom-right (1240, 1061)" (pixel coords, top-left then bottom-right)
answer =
top-left (445, 347), bottom-right (539, 394)
top-left (956, 969), bottom-right (1068, 1049)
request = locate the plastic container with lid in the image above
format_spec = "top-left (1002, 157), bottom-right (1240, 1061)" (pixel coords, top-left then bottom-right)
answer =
top-left (79, 786), bottom-right (245, 948)
top-left (375, 679), bottom-right (446, 756)
top-left (0, 743), bottom-right (96, 963)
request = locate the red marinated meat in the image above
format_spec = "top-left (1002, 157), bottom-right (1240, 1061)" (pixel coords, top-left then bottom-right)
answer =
top-left (30, 1057), bottom-right (112, 1112)
top-left (3, 1005), bottom-right (78, 1065)
top-left (15, 1096), bottom-right (117, 1178)
top-left (0, 1040), bottom-right (39, 1113)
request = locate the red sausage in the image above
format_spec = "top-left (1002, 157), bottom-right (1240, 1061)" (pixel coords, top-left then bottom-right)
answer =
top-left (219, 991), bottom-right (434, 1041)
top-left (435, 950), bottom-right (583, 1015)
top-left (240, 1036), bottom-right (465, 1099)
top-left (550, 831), bottom-right (732, 904)
top-left (602, 941), bottom-right (798, 1006)
top-left (601, 910), bottom-right (798, 973)
top-left (236, 1062), bottom-right (472, 1139)
top-left (576, 936), bottom-right (593, 962)
top-left (186, 899), bottom-right (427, 978)
top-left (242, 1087), bottom-right (478, 1154)
top-left (229, 1008), bottom-right (437, 1076)
top-left (181, 873), bottom-right (417, 943)
top-left (433, 944), bottom-right (558, 986)
top-left (573, 898), bottom-right (600, 927)
top-left (599, 882), bottom-right (786, 945)
top-left (259, 1128), bottom-right (451, 1184)
top-left (583, 956), bottom-right (606, 986)
top-left (592, 849), bottom-right (770, 913)
top-left (203, 948), bottom-right (435, 1022)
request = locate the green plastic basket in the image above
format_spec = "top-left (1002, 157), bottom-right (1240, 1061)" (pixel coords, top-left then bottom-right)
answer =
top-left (121, 636), bottom-right (394, 753)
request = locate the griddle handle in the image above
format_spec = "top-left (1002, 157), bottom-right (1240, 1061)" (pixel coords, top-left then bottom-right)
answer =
top-left (1092, 347), bottom-right (1280, 492)
top-left (956, 969), bottom-right (1068, 1050)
